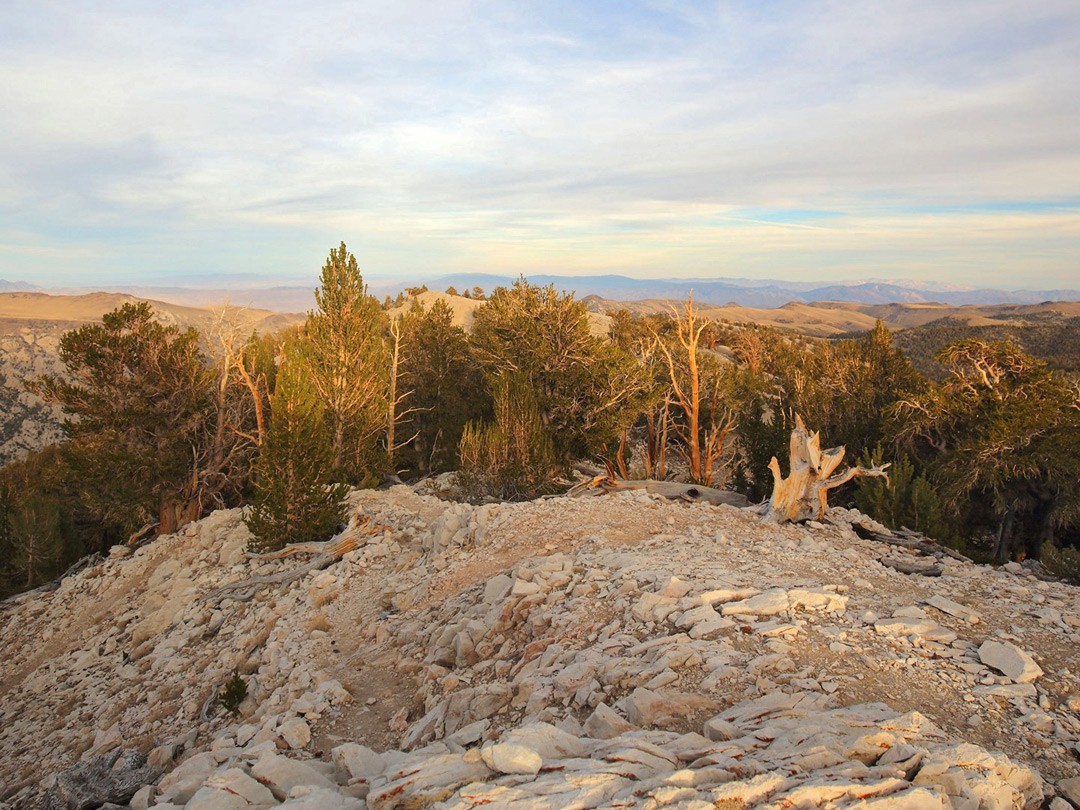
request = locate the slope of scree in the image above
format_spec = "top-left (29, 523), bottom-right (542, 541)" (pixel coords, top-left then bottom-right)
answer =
top-left (2, 485), bottom-right (1080, 809)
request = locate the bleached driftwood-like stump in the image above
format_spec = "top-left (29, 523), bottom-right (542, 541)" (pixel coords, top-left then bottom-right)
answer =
top-left (567, 475), bottom-right (749, 507)
top-left (762, 415), bottom-right (889, 523)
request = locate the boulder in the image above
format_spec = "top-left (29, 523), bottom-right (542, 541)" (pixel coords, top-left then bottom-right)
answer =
top-left (479, 742), bottom-right (542, 775)
top-left (205, 768), bottom-right (277, 804)
top-left (585, 703), bottom-right (638, 739)
top-left (978, 640), bottom-right (1043, 683)
top-left (721, 589), bottom-right (790, 617)
top-left (251, 751), bottom-right (337, 800)
top-left (184, 786), bottom-right (249, 810)
top-left (332, 742), bottom-right (386, 782)
top-left (278, 717), bottom-right (312, 749)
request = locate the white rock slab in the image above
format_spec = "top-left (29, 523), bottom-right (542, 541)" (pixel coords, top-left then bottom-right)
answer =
top-left (978, 640), bottom-right (1043, 683)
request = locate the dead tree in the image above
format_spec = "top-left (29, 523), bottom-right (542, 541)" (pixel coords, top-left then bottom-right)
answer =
top-left (568, 475), bottom-right (749, 507)
top-left (385, 316), bottom-right (420, 465)
top-left (650, 292), bottom-right (735, 487)
top-left (762, 415), bottom-right (889, 522)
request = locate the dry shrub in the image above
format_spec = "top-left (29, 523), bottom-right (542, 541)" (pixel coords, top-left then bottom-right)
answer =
top-left (458, 373), bottom-right (557, 502)
top-left (307, 612), bottom-right (331, 632)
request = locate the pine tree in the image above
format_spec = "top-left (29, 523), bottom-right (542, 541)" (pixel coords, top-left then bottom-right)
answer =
top-left (6, 495), bottom-right (64, 589)
top-left (395, 299), bottom-right (488, 475)
top-left (26, 302), bottom-right (220, 534)
top-left (244, 356), bottom-right (348, 553)
top-left (306, 242), bottom-right (388, 483)
top-left (894, 339), bottom-right (1080, 560)
top-left (470, 279), bottom-right (652, 464)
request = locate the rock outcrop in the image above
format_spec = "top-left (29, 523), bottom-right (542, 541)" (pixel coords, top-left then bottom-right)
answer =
top-left (3, 484), bottom-right (1080, 808)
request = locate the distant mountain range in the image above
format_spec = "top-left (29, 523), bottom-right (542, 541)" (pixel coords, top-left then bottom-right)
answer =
top-left (3, 274), bottom-right (1078, 311)
top-left (0, 279), bottom-right (39, 292)
top-left (415, 275), bottom-right (1080, 309)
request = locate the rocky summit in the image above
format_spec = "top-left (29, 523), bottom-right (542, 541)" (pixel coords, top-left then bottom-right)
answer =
top-left (3, 484), bottom-right (1080, 810)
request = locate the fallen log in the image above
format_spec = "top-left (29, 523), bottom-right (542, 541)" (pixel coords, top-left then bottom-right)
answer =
top-left (851, 521), bottom-right (972, 564)
top-left (882, 556), bottom-right (943, 577)
top-left (567, 475), bottom-right (749, 507)
top-left (198, 554), bottom-right (335, 605)
top-left (762, 415), bottom-right (889, 523)
top-left (42, 750), bottom-right (163, 810)
top-left (244, 512), bottom-right (383, 560)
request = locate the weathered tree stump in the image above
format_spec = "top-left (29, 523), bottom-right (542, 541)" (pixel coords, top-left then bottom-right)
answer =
top-left (762, 415), bottom-right (889, 522)
top-left (42, 750), bottom-right (162, 810)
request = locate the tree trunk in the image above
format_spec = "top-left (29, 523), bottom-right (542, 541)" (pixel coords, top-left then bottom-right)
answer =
top-left (762, 415), bottom-right (890, 523)
top-left (568, 475), bottom-right (749, 507)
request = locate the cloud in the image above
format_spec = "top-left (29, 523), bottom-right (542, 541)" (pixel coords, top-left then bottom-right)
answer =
top-left (0, 0), bottom-right (1078, 286)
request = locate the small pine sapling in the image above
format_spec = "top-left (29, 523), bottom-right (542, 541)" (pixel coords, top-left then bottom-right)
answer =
top-left (220, 671), bottom-right (247, 715)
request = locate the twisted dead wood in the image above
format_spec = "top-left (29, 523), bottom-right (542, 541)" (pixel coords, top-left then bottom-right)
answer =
top-left (568, 475), bottom-right (749, 507)
top-left (762, 415), bottom-right (889, 523)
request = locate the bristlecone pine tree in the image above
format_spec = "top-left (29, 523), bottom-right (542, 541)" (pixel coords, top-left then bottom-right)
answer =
top-left (26, 302), bottom-right (219, 535)
top-left (470, 279), bottom-right (652, 463)
top-left (244, 357), bottom-right (348, 553)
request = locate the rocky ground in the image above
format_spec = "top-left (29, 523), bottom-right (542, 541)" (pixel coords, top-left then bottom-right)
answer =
top-left (0, 323), bottom-right (69, 464)
top-left (3, 483), bottom-right (1080, 809)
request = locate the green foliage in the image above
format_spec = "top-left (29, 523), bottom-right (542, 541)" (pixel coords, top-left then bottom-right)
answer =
top-left (306, 242), bottom-right (389, 482)
top-left (457, 374), bottom-right (557, 501)
top-left (471, 280), bottom-right (652, 463)
top-left (726, 321), bottom-right (923, 503)
top-left (854, 449), bottom-right (954, 543)
top-left (891, 316), bottom-right (1080, 379)
top-left (0, 445), bottom-right (121, 597)
top-left (394, 299), bottom-right (488, 475)
top-left (895, 339), bottom-right (1080, 560)
top-left (220, 671), bottom-right (248, 715)
top-left (6, 494), bottom-right (64, 590)
top-left (26, 302), bottom-right (226, 534)
top-left (244, 354), bottom-right (348, 553)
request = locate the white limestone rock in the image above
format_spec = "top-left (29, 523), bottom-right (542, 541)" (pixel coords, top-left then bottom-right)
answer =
top-left (278, 717), bottom-right (312, 750)
top-left (331, 743), bottom-right (386, 783)
top-left (925, 595), bottom-right (981, 624)
top-left (251, 751), bottom-right (337, 800)
top-left (205, 768), bottom-right (277, 805)
top-left (585, 703), bottom-right (639, 739)
top-left (720, 588), bottom-right (790, 617)
top-left (978, 640), bottom-right (1043, 683)
top-left (479, 742), bottom-right (542, 775)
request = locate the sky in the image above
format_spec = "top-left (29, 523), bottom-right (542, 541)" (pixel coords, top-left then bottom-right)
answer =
top-left (1, 0), bottom-right (1079, 289)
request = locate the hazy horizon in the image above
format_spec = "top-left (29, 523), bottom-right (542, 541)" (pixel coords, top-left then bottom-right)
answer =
top-left (2, 1), bottom-right (1078, 289)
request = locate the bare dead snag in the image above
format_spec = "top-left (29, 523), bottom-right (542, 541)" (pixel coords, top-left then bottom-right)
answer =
top-left (762, 415), bottom-right (889, 523)
top-left (568, 475), bottom-right (749, 507)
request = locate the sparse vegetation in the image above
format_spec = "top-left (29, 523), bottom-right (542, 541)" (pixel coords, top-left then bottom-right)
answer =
top-left (4, 247), bottom-right (1080, 597)
top-left (219, 671), bottom-right (248, 715)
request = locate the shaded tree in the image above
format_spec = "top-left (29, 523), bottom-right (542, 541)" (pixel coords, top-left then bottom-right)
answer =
top-left (244, 352), bottom-right (348, 552)
top-left (395, 299), bottom-right (488, 475)
top-left (6, 495), bottom-right (64, 589)
top-left (894, 339), bottom-right (1080, 560)
top-left (458, 373), bottom-right (557, 501)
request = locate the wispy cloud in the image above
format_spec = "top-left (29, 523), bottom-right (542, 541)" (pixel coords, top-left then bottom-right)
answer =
top-left (1, 0), bottom-right (1078, 287)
